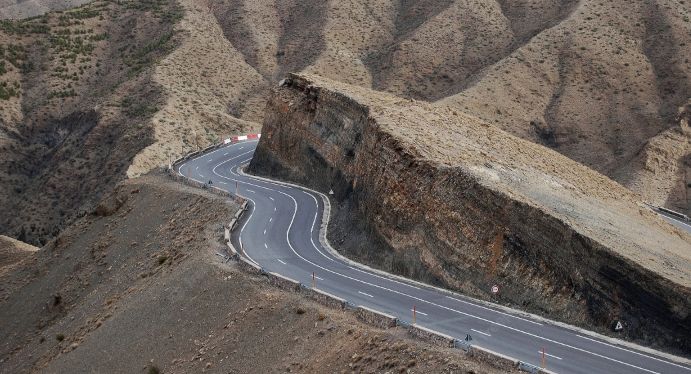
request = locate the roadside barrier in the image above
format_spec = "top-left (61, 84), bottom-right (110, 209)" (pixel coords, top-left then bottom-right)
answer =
top-left (355, 305), bottom-right (397, 328)
top-left (301, 287), bottom-right (347, 310)
top-left (659, 206), bottom-right (690, 221)
top-left (408, 324), bottom-right (455, 348)
top-left (267, 272), bottom-right (301, 292)
top-left (237, 256), bottom-right (262, 274)
top-left (169, 134), bottom-right (561, 374)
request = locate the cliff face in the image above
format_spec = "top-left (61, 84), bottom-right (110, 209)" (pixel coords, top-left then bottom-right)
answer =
top-left (249, 74), bottom-right (691, 353)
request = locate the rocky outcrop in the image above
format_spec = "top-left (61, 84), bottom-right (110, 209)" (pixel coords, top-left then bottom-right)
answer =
top-left (249, 74), bottom-right (691, 353)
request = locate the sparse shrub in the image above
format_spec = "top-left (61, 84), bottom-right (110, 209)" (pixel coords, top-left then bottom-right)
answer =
top-left (147, 365), bottom-right (160, 374)
top-left (296, 307), bottom-right (306, 315)
top-left (48, 89), bottom-right (76, 99)
top-left (0, 81), bottom-right (19, 100)
top-left (55, 334), bottom-right (65, 342)
top-left (157, 255), bottom-right (168, 265)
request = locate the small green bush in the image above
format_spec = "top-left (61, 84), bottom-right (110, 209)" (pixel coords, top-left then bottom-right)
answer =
top-left (157, 255), bottom-right (168, 265)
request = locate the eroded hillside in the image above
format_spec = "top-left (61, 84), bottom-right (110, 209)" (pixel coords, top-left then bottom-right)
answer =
top-left (1, 0), bottom-right (688, 245)
top-left (207, 0), bottom-right (690, 214)
top-left (249, 74), bottom-right (691, 353)
top-left (0, 173), bottom-right (507, 374)
top-left (0, 1), bottom-right (186, 246)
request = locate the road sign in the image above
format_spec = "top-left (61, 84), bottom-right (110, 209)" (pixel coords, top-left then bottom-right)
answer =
top-left (465, 334), bottom-right (473, 342)
top-left (614, 321), bottom-right (623, 331)
top-left (329, 189), bottom-right (334, 195)
top-left (491, 285), bottom-right (499, 294)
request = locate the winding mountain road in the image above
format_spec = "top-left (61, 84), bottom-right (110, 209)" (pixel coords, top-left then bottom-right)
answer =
top-left (176, 139), bottom-right (691, 374)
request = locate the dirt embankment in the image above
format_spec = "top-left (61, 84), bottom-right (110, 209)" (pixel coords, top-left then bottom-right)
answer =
top-left (249, 74), bottom-right (691, 354)
top-left (0, 173), bottom-right (507, 374)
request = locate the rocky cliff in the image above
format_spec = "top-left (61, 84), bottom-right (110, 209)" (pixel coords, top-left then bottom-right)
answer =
top-left (249, 74), bottom-right (691, 353)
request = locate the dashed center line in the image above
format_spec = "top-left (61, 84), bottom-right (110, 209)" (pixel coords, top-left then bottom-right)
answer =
top-left (186, 141), bottom-right (676, 374)
top-left (412, 309), bottom-right (428, 316)
top-left (263, 229), bottom-right (267, 235)
top-left (539, 351), bottom-right (563, 360)
top-left (444, 295), bottom-right (542, 326)
top-left (471, 328), bottom-right (491, 337)
top-left (277, 259), bottom-right (286, 265)
top-left (314, 276), bottom-right (324, 281)
top-left (269, 217), bottom-right (273, 223)
top-left (264, 243), bottom-right (268, 249)
top-left (219, 181), bottom-right (227, 185)
top-left (269, 197), bottom-right (274, 201)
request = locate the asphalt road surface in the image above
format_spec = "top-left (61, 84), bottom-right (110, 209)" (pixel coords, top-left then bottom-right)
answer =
top-left (177, 140), bottom-right (691, 374)
top-left (654, 208), bottom-right (691, 235)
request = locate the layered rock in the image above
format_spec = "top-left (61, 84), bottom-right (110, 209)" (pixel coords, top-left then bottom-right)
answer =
top-left (249, 74), bottom-right (691, 353)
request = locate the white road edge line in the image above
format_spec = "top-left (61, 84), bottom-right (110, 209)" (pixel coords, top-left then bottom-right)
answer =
top-left (471, 328), bottom-right (491, 337)
top-left (539, 351), bottom-right (563, 360)
top-left (659, 214), bottom-right (691, 229)
top-left (277, 259), bottom-right (286, 265)
top-left (446, 295), bottom-right (542, 326)
top-left (358, 291), bottom-right (374, 298)
top-left (192, 141), bottom-right (682, 374)
top-left (238, 196), bottom-right (260, 267)
top-left (576, 335), bottom-right (690, 371)
top-left (272, 189), bottom-right (664, 374)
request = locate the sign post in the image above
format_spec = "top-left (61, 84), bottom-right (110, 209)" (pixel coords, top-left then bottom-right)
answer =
top-left (541, 347), bottom-right (546, 368)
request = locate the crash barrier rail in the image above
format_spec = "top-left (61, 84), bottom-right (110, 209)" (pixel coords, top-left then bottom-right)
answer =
top-left (658, 206), bottom-right (690, 221)
top-left (169, 135), bottom-right (557, 374)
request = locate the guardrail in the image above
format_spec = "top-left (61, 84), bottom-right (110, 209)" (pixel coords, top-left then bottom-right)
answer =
top-left (658, 206), bottom-right (690, 221)
top-left (169, 134), bottom-right (557, 374)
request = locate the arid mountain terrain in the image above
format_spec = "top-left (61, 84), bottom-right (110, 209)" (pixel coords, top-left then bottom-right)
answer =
top-left (1, 0), bottom-right (689, 246)
top-left (250, 73), bottom-right (691, 353)
top-left (0, 0), bottom-right (689, 366)
top-left (0, 174), bottom-right (508, 373)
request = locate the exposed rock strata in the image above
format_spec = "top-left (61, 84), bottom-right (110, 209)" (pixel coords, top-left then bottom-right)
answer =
top-left (249, 74), bottom-right (691, 353)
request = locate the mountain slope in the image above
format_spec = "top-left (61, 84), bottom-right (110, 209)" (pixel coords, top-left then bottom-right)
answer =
top-left (1, 0), bottom-right (689, 244)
